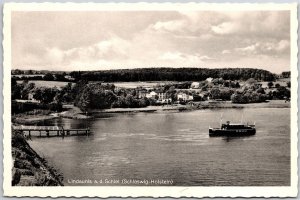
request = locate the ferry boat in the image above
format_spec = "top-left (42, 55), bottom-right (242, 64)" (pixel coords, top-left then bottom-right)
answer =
top-left (209, 121), bottom-right (256, 137)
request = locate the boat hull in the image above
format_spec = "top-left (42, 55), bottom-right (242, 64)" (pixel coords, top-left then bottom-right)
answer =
top-left (209, 128), bottom-right (256, 137)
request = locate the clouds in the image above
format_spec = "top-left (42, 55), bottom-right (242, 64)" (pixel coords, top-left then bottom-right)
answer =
top-left (212, 22), bottom-right (238, 35)
top-left (222, 50), bottom-right (231, 54)
top-left (211, 12), bottom-right (290, 38)
top-left (11, 10), bottom-right (290, 73)
top-left (158, 52), bottom-right (214, 66)
top-left (151, 20), bottom-right (186, 33)
top-left (235, 40), bottom-right (290, 56)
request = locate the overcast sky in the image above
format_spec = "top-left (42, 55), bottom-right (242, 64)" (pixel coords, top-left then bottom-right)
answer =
top-left (11, 11), bottom-right (290, 73)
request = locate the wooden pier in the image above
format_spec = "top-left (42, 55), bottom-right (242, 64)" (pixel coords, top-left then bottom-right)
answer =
top-left (13, 125), bottom-right (91, 138)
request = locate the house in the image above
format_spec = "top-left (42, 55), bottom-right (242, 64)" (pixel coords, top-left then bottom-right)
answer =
top-left (64, 75), bottom-right (75, 81)
top-left (16, 92), bottom-right (40, 103)
top-left (28, 93), bottom-right (34, 101)
top-left (137, 89), bottom-right (148, 99)
top-left (191, 82), bottom-right (200, 89)
top-left (156, 89), bottom-right (167, 101)
top-left (198, 91), bottom-right (211, 100)
top-left (146, 91), bottom-right (157, 99)
top-left (28, 92), bottom-right (41, 103)
top-left (206, 77), bottom-right (213, 83)
top-left (177, 92), bottom-right (194, 102)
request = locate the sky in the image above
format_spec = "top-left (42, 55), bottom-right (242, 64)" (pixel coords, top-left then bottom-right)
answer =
top-left (11, 11), bottom-right (290, 73)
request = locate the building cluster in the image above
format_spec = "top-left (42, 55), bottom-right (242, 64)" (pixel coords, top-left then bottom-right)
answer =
top-left (133, 80), bottom-right (215, 104)
top-left (136, 89), bottom-right (195, 103)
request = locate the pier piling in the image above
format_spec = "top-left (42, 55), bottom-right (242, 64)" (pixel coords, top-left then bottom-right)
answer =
top-left (13, 126), bottom-right (91, 138)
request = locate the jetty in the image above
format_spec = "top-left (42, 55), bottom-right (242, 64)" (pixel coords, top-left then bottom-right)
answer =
top-left (13, 125), bottom-right (91, 138)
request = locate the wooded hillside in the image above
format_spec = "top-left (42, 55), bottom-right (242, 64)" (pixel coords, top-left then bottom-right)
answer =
top-left (70, 68), bottom-right (276, 82)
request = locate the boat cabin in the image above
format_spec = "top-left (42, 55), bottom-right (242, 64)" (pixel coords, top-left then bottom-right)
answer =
top-left (221, 121), bottom-right (251, 130)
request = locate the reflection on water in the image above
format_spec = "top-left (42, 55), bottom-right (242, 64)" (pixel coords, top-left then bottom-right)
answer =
top-left (222, 135), bottom-right (255, 142)
top-left (29, 108), bottom-right (290, 186)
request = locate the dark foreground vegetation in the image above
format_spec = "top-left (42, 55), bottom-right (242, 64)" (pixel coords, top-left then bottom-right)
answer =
top-left (12, 130), bottom-right (63, 186)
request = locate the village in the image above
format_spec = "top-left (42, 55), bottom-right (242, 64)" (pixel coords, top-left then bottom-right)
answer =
top-left (11, 69), bottom-right (291, 119)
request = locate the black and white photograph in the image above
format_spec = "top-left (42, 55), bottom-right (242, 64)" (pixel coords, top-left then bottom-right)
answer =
top-left (3, 2), bottom-right (298, 198)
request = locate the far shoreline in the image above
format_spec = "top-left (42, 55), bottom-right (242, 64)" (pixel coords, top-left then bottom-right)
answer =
top-left (92, 100), bottom-right (290, 114)
top-left (12, 100), bottom-right (290, 125)
top-left (13, 100), bottom-right (291, 125)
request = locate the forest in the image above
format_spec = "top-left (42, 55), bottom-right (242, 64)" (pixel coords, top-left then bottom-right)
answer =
top-left (70, 68), bottom-right (276, 82)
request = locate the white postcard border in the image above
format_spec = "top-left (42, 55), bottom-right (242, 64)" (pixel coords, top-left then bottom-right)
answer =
top-left (2, 2), bottom-right (298, 198)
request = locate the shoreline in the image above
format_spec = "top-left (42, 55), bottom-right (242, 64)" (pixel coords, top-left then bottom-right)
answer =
top-left (92, 100), bottom-right (290, 114)
top-left (93, 105), bottom-right (188, 114)
top-left (58, 106), bottom-right (93, 119)
top-left (12, 100), bottom-right (290, 125)
top-left (12, 115), bottom-right (59, 125)
top-left (12, 130), bottom-right (64, 186)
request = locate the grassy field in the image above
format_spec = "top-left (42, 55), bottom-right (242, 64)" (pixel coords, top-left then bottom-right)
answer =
top-left (259, 80), bottom-right (290, 88)
top-left (17, 80), bottom-right (72, 88)
top-left (17, 78), bottom-right (290, 90)
top-left (109, 81), bottom-right (178, 88)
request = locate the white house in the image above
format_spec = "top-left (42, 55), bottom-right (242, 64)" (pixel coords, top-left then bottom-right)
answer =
top-left (156, 90), bottom-right (167, 101)
top-left (65, 75), bottom-right (75, 81)
top-left (206, 77), bottom-right (213, 83)
top-left (146, 91), bottom-right (157, 99)
top-left (177, 92), bottom-right (193, 102)
top-left (28, 93), bottom-right (34, 100)
top-left (191, 82), bottom-right (200, 89)
top-left (137, 89), bottom-right (148, 99)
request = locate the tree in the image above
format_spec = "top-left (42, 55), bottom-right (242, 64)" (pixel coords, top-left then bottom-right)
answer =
top-left (166, 86), bottom-right (176, 102)
top-left (273, 86), bottom-right (290, 99)
top-left (275, 83), bottom-right (280, 88)
top-left (256, 87), bottom-right (265, 94)
top-left (138, 97), bottom-right (150, 107)
top-left (231, 90), bottom-right (267, 103)
top-left (131, 89), bottom-right (137, 97)
top-left (267, 81), bottom-right (274, 88)
top-left (75, 83), bottom-right (117, 111)
top-left (55, 74), bottom-right (66, 81)
top-left (125, 94), bottom-right (137, 108)
top-left (11, 79), bottom-right (23, 100)
top-left (43, 73), bottom-right (54, 81)
top-left (282, 71), bottom-right (290, 78)
top-left (77, 88), bottom-right (91, 111)
top-left (231, 93), bottom-right (245, 103)
top-left (220, 89), bottom-right (234, 100)
top-left (11, 78), bottom-right (17, 87)
top-left (21, 82), bottom-right (35, 99)
top-left (210, 88), bottom-right (221, 99)
top-left (22, 80), bottom-right (29, 85)
top-left (287, 81), bottom-right (291, 88)
top-left (33, 87), bottom-right (57, 104)
top-left (111, 96), bottom-right (126, 108)
top-left (223, 81), bottom-right (230, 87)
top-left (246, 78), bottom-right (257, 85)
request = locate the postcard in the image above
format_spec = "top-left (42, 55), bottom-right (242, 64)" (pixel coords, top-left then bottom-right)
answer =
top-left (3, 2), bottom-right (298, 198)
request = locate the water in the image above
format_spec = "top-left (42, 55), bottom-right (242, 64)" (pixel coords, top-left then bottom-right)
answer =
top-left (29, 107), bottom-right (290, 186)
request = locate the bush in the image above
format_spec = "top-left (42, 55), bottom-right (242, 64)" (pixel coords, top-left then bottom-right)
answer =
top-left (231, 91), bottom-right (267, 104)
top-left (43, 73), bottom-right (54, 81)
top-left (48, 102), bottom-right (63, 112)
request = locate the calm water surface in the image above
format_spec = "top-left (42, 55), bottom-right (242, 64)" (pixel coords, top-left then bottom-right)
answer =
top-left (29, 108), bottom-right (290, 186)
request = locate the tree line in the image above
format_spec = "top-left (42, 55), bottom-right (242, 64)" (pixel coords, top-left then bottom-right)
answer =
top-left (11, 75), bottom-right (290, 113)
top-left (70, 68), bottom-right (276, 82)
